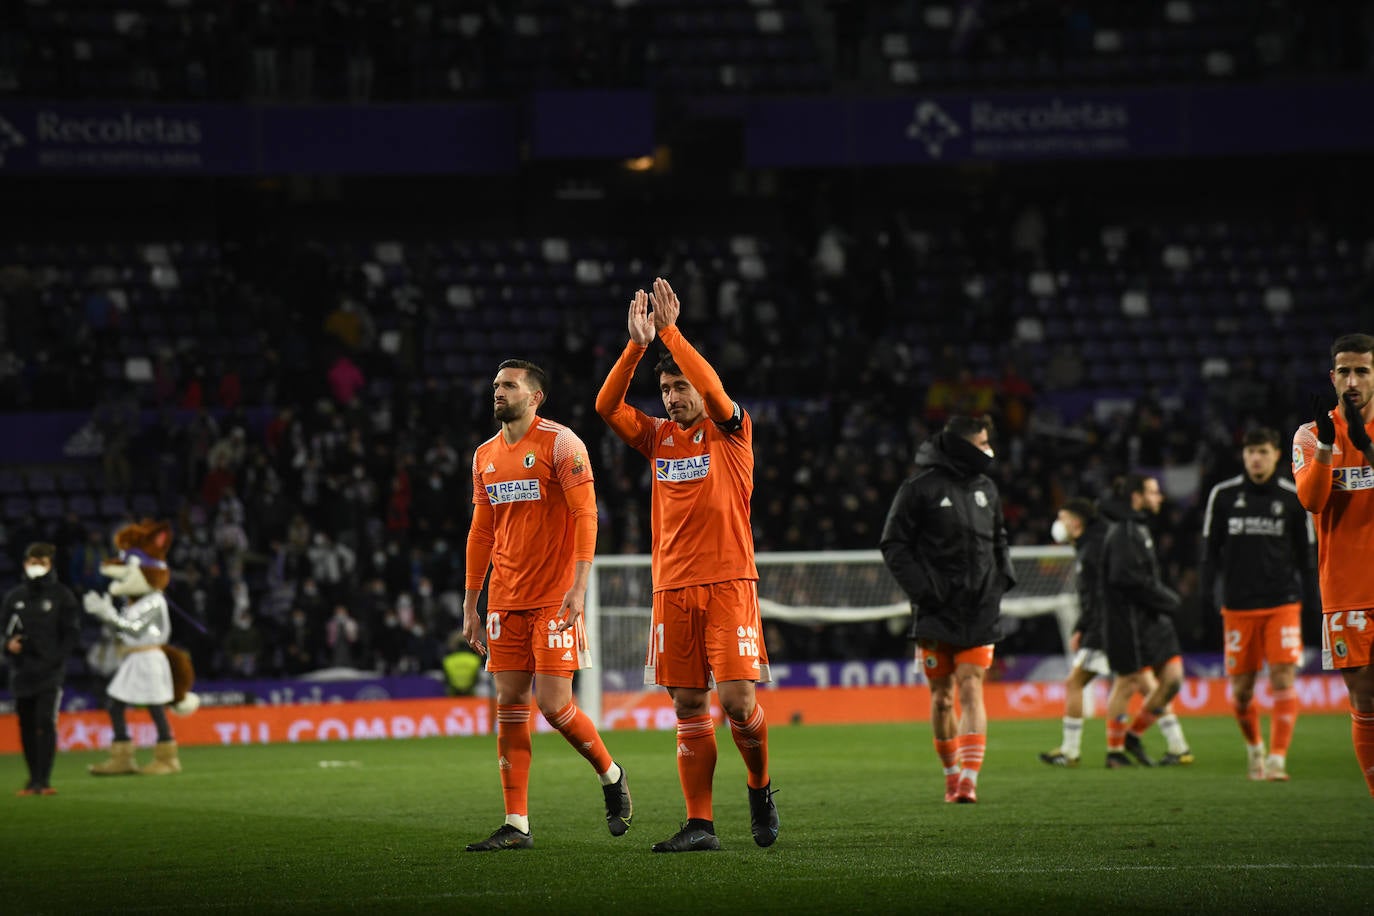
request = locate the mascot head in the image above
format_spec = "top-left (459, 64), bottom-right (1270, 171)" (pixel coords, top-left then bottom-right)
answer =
top-left (102, 519), bottom-right (173, 597)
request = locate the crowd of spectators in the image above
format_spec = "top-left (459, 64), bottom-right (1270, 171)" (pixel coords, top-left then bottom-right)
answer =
top-left (5, 166), bottom-right (1370, 684)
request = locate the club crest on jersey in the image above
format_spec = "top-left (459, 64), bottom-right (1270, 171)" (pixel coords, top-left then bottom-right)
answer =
top-left (486, 478), bottom-right (542, 503)
top-left (656, 454), bottom-right (710, 482)
top-left (974, 491), bottom-right (988, 508)
top-left (693, 429), bottom-right (704, 444)
top-left (1271, 500), bottom-right (1283, 516)
top-left (523, 452), bottom-right (536, 469)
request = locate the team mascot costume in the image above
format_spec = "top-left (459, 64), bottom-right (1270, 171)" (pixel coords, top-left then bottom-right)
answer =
top-left (84, 519), bottom-right (199, 775)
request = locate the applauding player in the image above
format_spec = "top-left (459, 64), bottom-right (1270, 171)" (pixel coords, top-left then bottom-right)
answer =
top-left (596, 278), bottom-right (777, 852)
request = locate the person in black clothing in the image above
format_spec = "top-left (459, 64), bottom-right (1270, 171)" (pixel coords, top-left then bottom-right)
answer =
top-left (3, 542), bottom-right (81, 796)
top-left (1200, 427), bottom-right (1319, 782)
top-left (1100, 474), bottom-right (1194, 768)
top-left (881, 414), bottom-right (1015, 804)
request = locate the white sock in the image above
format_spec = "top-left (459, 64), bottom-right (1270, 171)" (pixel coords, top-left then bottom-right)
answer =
top-left (1062, 716), bottom-right (1084, 758)
top-left (959, 768), bottom-right (979, 786)
top-left (598, 761), bottom-right (622, 787)
top-left (1247, 742), bottom-right (1266, 757)
top-left (1158, 713), bottom-right (1189, 754)
top-left (1266, 753), bottom-right (1286, 768)
top-left (504, 814), bottom-right (530, 834)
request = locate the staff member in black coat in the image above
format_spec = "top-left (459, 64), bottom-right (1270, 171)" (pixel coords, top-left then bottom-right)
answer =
top-left (3, 542), bottom-right (81, 796)
top-left (881, 414), bottom-right (1015, 805)
top-left (1101, 474), bottom-right (1194, 768)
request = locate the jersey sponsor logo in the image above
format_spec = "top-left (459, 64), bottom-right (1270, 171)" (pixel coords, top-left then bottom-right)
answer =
top-left (523, 452), bottom-right (537, 469)
top-left (1332, 466), bottom-right (1374, 490)
top-left (1226, 516), bottom-right (1286, 537)
top-left (485, 478), bottom-right (542, 503)
top-left (655, 454), bottom-right (710, 482)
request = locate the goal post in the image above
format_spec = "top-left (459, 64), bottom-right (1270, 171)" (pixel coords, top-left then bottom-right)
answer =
top-left (579, 546), bottom-right (1078, 727)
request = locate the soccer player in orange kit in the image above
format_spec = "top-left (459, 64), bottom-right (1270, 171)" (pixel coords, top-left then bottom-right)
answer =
top-left (596, 278), bottom-right (777, 852)
top-left (462, 359), bottom-right (633, 851)
top-left (1292, 333), bottom-right (1374, 797)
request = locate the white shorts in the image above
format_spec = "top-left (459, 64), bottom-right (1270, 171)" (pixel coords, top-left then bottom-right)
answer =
top-left (107, 648), bottom-right (174, 706)
top-left (1072, 647), bottom-right (1111, 677)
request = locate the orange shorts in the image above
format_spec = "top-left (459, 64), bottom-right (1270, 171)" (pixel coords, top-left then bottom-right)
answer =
top-left (916, 640), bottom-right (995, 680)
top-left (1322, 608), bottom-right (1374, 670)
top-left (485, 605), bottom-right (589, 677)
top-left (1222, 603), bottom-right (1303, 674)
top-left (644, 580), bottom-right (771, 689)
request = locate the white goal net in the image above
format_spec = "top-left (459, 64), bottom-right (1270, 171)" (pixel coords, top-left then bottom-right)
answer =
top-left (579, 546), bottom-right (1077, 726)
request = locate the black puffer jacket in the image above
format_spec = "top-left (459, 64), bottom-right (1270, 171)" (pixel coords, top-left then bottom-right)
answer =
top-left (2, 569), bottom-right (81, 697)
top-left (880, 432), bottom-right (1015, 646)
top-left (1098, 496), bottom-right (1180, 620)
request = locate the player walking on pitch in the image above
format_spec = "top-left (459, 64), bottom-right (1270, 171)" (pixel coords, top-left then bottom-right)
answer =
top-left (596, 277), bottom-right (777, 852)
top-left (462, 359), bottom-right (633, 851)
top-left (1292, 333), bottom-right (1374, 797)
top-left (1200, 427), bottom-right (1318, 781)
top-left (881, 414), bottom-right (1015, 803)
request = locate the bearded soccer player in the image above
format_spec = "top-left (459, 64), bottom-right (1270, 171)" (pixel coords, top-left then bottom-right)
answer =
top-left (596, 278), bottom-right (777, 852)
top-left (1200, 427), bottom-right (1318, 781)
top-left (1293, 333), bottom-right (1374, 797)
top-left (462, 359), bottom-right (632, 851)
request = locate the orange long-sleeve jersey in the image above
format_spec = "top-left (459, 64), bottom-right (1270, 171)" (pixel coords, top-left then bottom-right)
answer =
top-left (465, 418), bottom-right (596, 611)
top-left (1293, 407), bottom-right (1374, 612)
top-left (596, 326), bottom-right (757, 592)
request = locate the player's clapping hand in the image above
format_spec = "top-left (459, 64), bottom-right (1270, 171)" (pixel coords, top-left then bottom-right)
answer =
top-left (1342, 395), bottom-right (1372, 450)
top-left (1311, 393), bottom-right (1336, 445)
top-left (649, 277), bottom-right (680, 331)
top-left (628, 289), bottom-right (655, 346)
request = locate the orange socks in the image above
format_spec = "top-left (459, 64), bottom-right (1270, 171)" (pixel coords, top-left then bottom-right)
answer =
top-left (548, 701), bottom-right (613, 774)
top-left (1128, 707), bottom-right (1160, 739)
top-left (956, 733), bottom-right (986, 786)
top-left (1270, 689), bottom-right (1298, 757)
top-left (1107, 715), bottom-right (1128, 752)
top-left (676, 714), bottom-right (718, 821)
top-left (1352, 709), bottom-right (1374, 797)
top-left (1234, 699), bottom-right (1261, 745)
top-left (496, 704), bottom-right (532, 817)
top-left (934, 737), bottom-right (959, 772)
top-left (728, 704), bottom-right (770, 790)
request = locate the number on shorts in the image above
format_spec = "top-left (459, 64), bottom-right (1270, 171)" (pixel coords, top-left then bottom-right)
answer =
top-left (1226, 629), bottom-right (1242, 652)
top-left (655, 623), bottom-right (665, 654)
top-left (487, 613), bottom-right (501, 642)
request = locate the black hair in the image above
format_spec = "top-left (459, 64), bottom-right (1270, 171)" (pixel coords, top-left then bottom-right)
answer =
top-left (653, 352), bottom-right (682, 377)
top-left (496, 359), bottom-right (549, 396)
top-left (1241, 427), bottom-right (1281, 449)
top-left (1330, 333), bottom-right (1374, 366)
top-left (944, 414), bottom-right (994, 441)
top-left (1059, 498), bottom-right (1097, 524)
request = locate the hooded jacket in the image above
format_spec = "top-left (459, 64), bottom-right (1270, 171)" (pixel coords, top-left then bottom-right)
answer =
top-left (880, 431), bottom-right (1015, 646)
top-left (1098, 495), bottom-right (1180, 622)
top-left (2, 567), bottom-right (81, 696)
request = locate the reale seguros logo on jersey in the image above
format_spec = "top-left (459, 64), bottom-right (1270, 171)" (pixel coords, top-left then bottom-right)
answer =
top-left (486, 478), bottom-right (541, 503)
top-left (656, 454), bottom-right (710, 482)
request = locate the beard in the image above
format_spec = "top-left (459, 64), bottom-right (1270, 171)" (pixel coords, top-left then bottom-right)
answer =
top-left (494, 400), bottom-right (525, 423)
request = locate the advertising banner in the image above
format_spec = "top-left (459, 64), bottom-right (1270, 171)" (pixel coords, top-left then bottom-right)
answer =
top-left (745, 81), bottom-right (1374, 167)
top-left (0, 675), bottom-right (1348, 753)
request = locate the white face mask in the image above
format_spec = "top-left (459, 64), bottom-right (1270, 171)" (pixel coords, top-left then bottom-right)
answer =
top-left (24, 563), bottom-right (49, 579)
top-left (1050, 519), bottom-right (1071, 545)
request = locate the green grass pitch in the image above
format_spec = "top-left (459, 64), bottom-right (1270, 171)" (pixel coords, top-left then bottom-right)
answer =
top-left (3, 715), bottom-right (1372, 914)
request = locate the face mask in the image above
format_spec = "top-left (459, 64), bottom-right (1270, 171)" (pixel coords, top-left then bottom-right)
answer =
top-left (24, 563), bottom-right (48, 579)
top-left (1051, 519), bottom-right (1070, 544)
